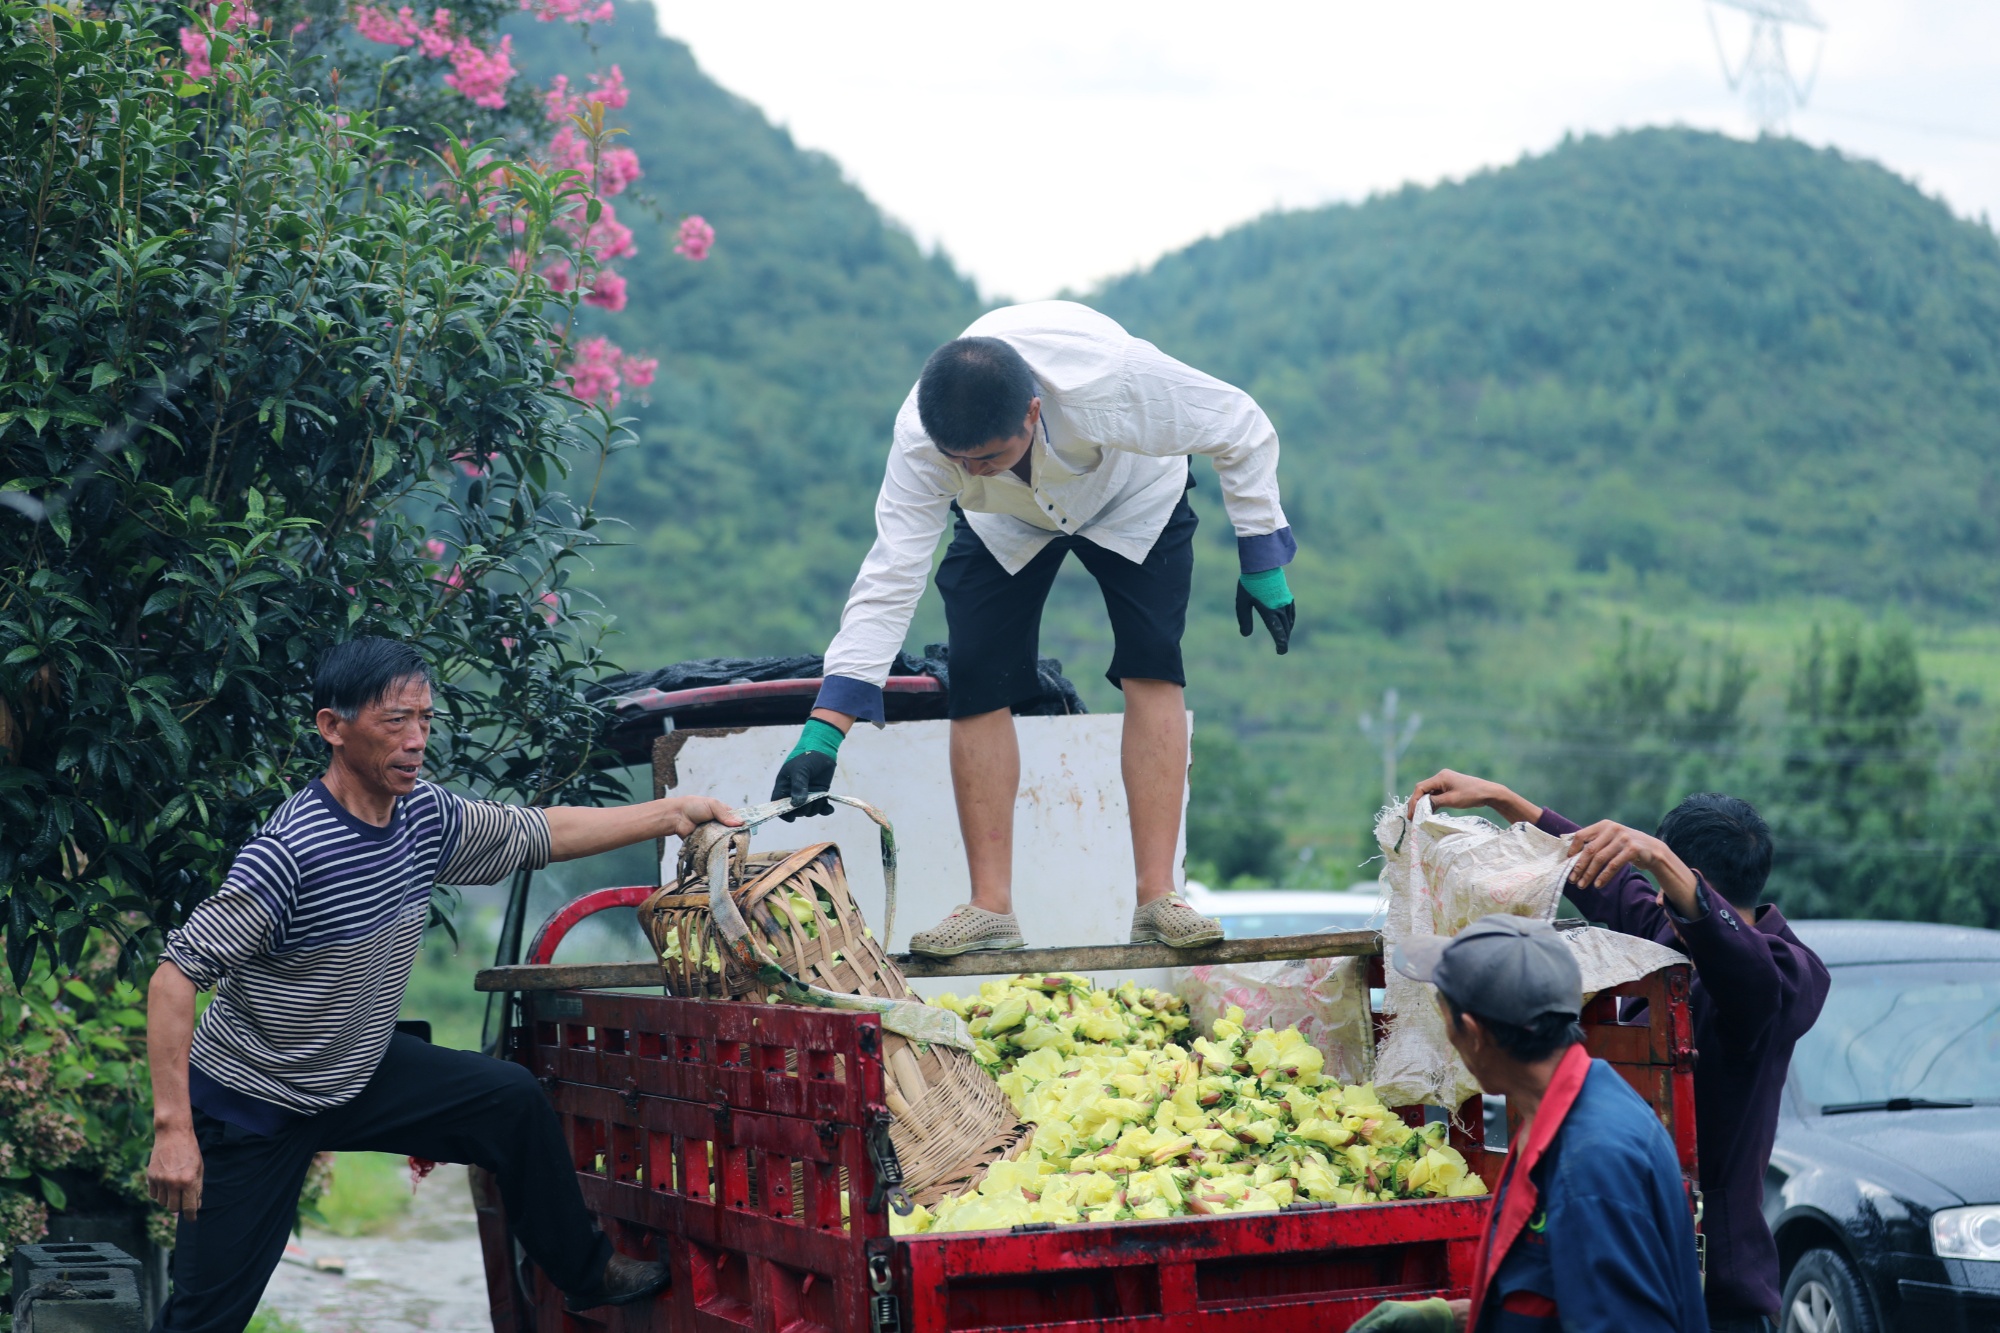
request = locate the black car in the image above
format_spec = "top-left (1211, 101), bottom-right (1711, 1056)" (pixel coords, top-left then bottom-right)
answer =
top-left (1767, 920), bottom-right (2000, 1332)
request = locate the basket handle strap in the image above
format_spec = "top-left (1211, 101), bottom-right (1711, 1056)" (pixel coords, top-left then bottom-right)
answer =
top-left (687, 799), bottom-right (964, 1054)
top-left (699, 795), bottom-right (899, 952)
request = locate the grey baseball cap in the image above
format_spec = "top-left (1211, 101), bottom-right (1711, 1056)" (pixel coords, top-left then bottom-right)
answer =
top-left (1390, 914), bottom-right (1583, 1027)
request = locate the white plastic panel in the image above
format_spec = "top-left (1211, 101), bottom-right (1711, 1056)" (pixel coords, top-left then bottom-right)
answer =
top-left (655, 714), bottom-right (1189, 997)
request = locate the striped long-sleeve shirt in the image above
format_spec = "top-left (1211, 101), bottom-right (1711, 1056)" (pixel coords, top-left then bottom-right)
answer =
top-left (163, 778), bottom-right (550, 1126)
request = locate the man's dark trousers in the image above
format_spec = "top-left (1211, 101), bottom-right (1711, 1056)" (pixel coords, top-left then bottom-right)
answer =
top-left (154, 1033), bottom-right (610, 1333)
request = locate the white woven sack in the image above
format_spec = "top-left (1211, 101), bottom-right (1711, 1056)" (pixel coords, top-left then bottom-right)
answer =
top-left (1173, 952), bottom-right (1375, 1087)
top-left (1372, 797), bottom-right (1571, 1109)
top-left (1371, 798), bottom-right (1695, 1109)
top-left (1560, 924), bottom-right (1689, 997)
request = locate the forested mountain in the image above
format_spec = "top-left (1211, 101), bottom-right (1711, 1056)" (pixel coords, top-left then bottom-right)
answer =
top-left (1098, 127), bottom-right (2000, 622)
top-left (499, 16), bottom-right (2000, 906)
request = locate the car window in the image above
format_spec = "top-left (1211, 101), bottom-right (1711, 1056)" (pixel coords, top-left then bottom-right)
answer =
top-left (1217, 911), bottom-right (1377, 937)
top-left (1792, 961), bottom-right (2000, 1108)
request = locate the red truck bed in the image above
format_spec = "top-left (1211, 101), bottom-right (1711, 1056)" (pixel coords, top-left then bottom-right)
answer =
top-left (471, 960), bottom-right (1696, 1333)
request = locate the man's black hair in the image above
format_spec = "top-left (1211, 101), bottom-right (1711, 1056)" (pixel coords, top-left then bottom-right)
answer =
top-left (916, 336), bottom-right (1037, 454)
top-left (1446, 1000), bottom-right (1584, 1064)
top-left (312, 637), bottom-right (433, 721)
top-left (1657, 793), bottom-right (1773, 909)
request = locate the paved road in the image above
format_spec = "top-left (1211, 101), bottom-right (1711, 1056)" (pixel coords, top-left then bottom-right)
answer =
top-left (257, 1164), bottom-right (491, 1332)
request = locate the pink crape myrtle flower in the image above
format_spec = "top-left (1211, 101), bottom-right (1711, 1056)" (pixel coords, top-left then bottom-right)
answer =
top-left (673, 215), bottom-right (714, 261)
top-left (442, 34), bottom-right (514, 109)
top-left (561, 337), bottom-right (658, 407)
top-left (546, 124), bottom-right (591, 174)
top-left (179, 26), bottom-right (212, 76)
top-left (565, 335), bottom-right (623, 406)
top-left (415, 8), bottom-right (456, 58)
top-left (543, 132), bottom-right (640, 196)
top-left (352, 4), bottom-right (418, 45)
top-left (595, 147), bottom-right (640, 196)
top-left (542, 73), bottom-right (577, 122)
top-left (541, 65), bottom-right (625, 125)
top-left (582, 267), bottom-right (626, 311)
top-left (619, 353), bottom-right (657, 389)
top-left (587, 65), bottom-right (627, 108)
top-left (560, 201), bottom-right (635, 261)
top-left (539, 259), bottom-right (575, 292)
top-left (521, 0), bottom-right (612, 22)
top-left (538, 591), bottom-right (561, 624)
top-left (506, 248), bottom-right (531, 274)
top-left (424, 538), bottom-right (448, 560)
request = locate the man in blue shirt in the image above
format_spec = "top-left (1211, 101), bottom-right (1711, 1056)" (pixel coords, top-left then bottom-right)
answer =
top-left (1352, 915), bottom-right (1705, 1333)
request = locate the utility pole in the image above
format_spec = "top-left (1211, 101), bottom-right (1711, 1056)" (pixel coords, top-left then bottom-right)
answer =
top-left (1358, 688), bottom-right (1423, 803)
top-left (1705, 0), bottom-right (1826, 135)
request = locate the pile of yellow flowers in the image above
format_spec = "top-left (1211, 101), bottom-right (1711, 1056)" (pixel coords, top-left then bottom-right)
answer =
top-left (897, 974), bottom-right (1485, 1234)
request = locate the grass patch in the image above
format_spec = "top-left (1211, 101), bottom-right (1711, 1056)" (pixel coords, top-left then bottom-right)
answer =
top-left (247, 1309), bottom-right (309, 1333)
top-left (400, 922), bottom-right (490, 1052)
top-left (309, 1151), bottom-right (414, 1237)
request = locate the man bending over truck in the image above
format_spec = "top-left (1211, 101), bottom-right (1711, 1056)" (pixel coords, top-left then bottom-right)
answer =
top-left (769, 301), bottom-right (1297, 957)
top-left (145, 637), bottom-right (741, 1331)
top-left (1407, 770), bottom-right (1830, 1333)
top-left (1354, 915), bottom-right (1707, 1333)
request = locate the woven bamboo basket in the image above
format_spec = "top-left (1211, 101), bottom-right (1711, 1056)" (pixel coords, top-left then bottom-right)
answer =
top-left (638, 831), bottom-right (1030, 1207)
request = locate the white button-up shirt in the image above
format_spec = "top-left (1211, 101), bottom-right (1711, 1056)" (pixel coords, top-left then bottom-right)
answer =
top-left (818, 301), bottom-right (1293, 721)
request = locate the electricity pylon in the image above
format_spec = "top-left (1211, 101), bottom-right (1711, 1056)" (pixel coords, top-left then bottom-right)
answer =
top-left (1705, 0), bottom-right (1826, 135)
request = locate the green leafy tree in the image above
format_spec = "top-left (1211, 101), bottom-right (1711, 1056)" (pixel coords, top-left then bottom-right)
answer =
top-left (1186, 729), bottom-right (1285, 886)
top-left (1766, 626), bottom-right (1934, 919)
top-left (1528, 620), bottom-right (1755, 829)
top-left (0, 2), bottom-right (629, 986)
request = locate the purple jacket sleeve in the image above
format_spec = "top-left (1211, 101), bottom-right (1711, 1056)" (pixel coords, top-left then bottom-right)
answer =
top-left (1537, 807), bottom-right (1797, 1061)
top-left (1537, 807), bottom-right (1677, 945)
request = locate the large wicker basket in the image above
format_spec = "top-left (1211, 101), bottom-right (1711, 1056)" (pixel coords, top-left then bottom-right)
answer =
top-left (638, 829), bottom-right (1030, 1207)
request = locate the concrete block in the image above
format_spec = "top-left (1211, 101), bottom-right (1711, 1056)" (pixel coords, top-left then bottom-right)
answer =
top-left (12, 1244), bottom-right (146, 1333)
top-left (11, 1243), bottom-right (140, 1304)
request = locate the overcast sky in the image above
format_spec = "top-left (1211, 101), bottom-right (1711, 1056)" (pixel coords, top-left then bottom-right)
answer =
top-left (653, 1), bottom-right (2000, 302)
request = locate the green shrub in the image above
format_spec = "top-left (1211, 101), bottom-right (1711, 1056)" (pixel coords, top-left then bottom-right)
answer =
top-left (0, 1), bottom-right (629, 983)
top-left (0, 935), bottom-right (169, 1304)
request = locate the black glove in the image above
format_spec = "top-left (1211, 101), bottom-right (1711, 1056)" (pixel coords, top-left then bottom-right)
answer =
top-left (772, 750), bottom-right (836, 820)
top-left (1236, 581), bottom-right (1295, 655)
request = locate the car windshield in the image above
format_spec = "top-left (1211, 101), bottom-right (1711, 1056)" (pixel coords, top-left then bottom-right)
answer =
top-left (1217, 911), bottom-right (1375, 937)
top-left (1792, 961), bottom-right (2000, 1109)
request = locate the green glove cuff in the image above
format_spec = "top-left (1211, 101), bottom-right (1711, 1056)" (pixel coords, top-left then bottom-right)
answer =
top-left (1351, 1296), bottom-right (1455, 1333)
top-left (788, 718), bottom-right (845, 762)
top-left (1239, 567), bottom-right (1294, 609)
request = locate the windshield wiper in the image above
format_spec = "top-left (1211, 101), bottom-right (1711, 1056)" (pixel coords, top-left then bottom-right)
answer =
top-left (1819, 1097), bottom-right (1976, 1115)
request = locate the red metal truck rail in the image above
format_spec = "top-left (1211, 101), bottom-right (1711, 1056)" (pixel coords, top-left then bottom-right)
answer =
top-left (475, 991), bottom-right (1497, 1333)
top-left (895, 1197), bottom-right (1486, 1333)
top-left (475, 911), bottom-right (1696, 1333)
top-left (476, 992), bottom-right (892, 1333)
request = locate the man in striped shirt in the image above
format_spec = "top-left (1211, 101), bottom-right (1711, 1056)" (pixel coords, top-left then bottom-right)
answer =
top-left (144, 637), bottom-right (738, 1330)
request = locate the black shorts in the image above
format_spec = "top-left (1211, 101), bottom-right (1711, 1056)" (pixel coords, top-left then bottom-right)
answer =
top-left (935, 492), bottom-right (1196, 718)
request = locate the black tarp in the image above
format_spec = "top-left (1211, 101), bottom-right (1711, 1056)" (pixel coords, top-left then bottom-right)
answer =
top-left (592, 646), bottom-right (1085, 765)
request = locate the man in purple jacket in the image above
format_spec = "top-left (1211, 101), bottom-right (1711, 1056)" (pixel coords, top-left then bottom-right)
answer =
top-left (1408, 770), bottom-right (1831, 1333)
